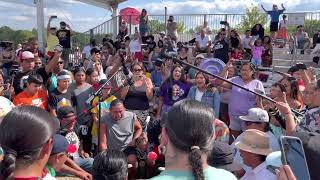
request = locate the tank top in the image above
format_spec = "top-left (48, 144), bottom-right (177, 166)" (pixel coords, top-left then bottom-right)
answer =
top-left (124, 83), bottom-right (149, 110)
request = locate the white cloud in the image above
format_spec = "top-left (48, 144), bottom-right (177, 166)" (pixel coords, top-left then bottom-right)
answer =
top-left (10, 15), bottom-right (31, 21)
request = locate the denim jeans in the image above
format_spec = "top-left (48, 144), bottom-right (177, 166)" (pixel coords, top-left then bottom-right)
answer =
top-left (74, 157), bottom-right (94, 173)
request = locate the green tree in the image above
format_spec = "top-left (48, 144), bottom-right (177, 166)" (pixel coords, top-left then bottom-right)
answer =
top-left (149, 19), bottom-right (165, 34)
top-left (236, 6), bottom-right (268, 34)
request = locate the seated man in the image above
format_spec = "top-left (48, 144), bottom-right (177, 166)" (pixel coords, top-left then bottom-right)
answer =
top-left (45, 134), bottom-right (75, 179)
top-left (13, 74), bottom-right (48, 110)
top-left (235, 129), bottom-right (276, 180)
top-left (100, 99), bottom-right (143, 178)
top-left (57, 106), bottom-right (93, 179)
top-left (232, 108), bottom-right (280, 174)
top-left (195, 29), bottom-right (211, 55)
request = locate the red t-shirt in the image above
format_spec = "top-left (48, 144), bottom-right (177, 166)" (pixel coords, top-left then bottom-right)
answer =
top-left (13, 90), bottom-right (48, 110)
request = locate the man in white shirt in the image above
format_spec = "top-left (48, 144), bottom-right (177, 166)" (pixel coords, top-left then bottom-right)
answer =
top-left (232, 108), bottom-right (280, 173)
top-left (195, 29), bottom-right (211, 55)
top-left (235, 129), bottom-right (277, 180)
top-left (242, 30), bottom-right (252, 58)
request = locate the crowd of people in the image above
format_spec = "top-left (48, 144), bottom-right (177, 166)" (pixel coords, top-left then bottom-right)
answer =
top-left (0, 3), bottom-right (320, 180)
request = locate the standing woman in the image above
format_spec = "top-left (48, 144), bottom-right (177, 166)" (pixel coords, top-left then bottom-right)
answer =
top-left (261, 36), bottom-right (273, 67)
top-left (121, 63), bottom-right (153, 130)
top-left (187, 72), bottom-right (220, 116)
top-left (0, 106), bottom-right (59, 179)
top-left (277, 15), bottom-right (289, 47)
top-left (138, 9), bottom-right (149, 38)
top-left (219, 62), bottom-right (265, 138)
top-left (69, 67), bottom-right (94, 154)
top-left (157, 65), bottom-right (191, 118)
top-left (251, 24), bottom-right (265, 40)
top-left (152, 100), bottom-right (236, 180)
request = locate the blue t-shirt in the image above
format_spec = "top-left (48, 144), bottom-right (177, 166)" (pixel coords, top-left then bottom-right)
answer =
top-left (151, 70), bottom-right (163, 87)
top-left (267, 10), bottom-right (284, 22)
top-left (151, 166), bottom-right (237, 180)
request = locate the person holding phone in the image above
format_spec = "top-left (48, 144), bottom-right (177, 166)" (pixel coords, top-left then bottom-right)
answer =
top-left (57, 21), bottom-right (73, 69)
top-left (46, 15), bottom-right (59, 57)
top-left (121, 63), bottom-right (153, 130)
top-left (166, 15), bottom-right (178, 42)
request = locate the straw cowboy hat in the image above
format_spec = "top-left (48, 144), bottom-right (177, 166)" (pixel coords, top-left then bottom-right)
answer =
top-left (235, 129), bottom-right (272, 156)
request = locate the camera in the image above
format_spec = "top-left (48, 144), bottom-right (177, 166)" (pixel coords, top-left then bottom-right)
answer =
top-left (220, 21), bottom-right (227, 25)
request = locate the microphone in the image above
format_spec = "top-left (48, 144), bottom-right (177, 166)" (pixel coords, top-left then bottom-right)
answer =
top-left (122, 62), bottom-right (133, 86)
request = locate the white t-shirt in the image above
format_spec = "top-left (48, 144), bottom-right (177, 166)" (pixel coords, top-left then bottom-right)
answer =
top-left (195, 88), bottom-right (204, 101)
top-left (129, 39), bottom-right (141, 53)
top-left (242, 36), bottom-right (252, 49)
top-left (82, 45), bottom-right (92, 59)
top-left (196, 35), bottom-right (211, 48)
top-left (280, 20), bottom-right (288, 29)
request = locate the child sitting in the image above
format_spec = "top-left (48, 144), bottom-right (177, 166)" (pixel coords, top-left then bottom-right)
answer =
top-left (230, 47), bottom-right (244, 61)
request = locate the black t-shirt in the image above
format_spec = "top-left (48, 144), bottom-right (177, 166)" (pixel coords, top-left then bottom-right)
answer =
top-left (13, 67), bottom-right (50, 95)
top-left (48, 88), bottom-right (73, 111)
top-left (213, 40), bottom-right (229, 63)
top-left (56, 29), bottom-right (71, 48)
top-left (147, 41), bottom-right (156, 51)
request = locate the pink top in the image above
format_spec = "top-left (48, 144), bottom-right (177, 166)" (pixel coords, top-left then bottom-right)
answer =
top-left (252, 45), bottom-right (264, 59)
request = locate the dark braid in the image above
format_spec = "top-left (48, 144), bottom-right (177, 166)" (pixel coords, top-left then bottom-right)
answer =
top-left (1, 151), bottom-right (17, 180)
top-left (189, 148), bottom-right (205, 180)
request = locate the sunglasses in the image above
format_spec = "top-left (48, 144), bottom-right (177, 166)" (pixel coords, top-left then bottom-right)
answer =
top-left (245, 121), bottom-right (262, 126)
top-left (133, 69), bottom-right (142, 72)
top-left (57, 61), bottom-right (64, 65)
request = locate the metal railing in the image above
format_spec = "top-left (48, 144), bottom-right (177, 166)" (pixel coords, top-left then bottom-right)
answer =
top-left (72, 12), bottom-right (320, 51)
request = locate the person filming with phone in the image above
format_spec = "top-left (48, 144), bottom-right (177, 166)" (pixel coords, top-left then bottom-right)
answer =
top-left (57, 21), bottom-right (73, 69)
top-left (46, 16), bottom-right (59, 57)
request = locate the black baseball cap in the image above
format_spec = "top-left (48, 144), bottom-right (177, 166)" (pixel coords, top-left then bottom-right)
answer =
top-left (57, 106), bottom-right (75, 118)
top-left (208, 141), bottom-right (242, 172)
top-left (60, 21), bottom-right (66, 26)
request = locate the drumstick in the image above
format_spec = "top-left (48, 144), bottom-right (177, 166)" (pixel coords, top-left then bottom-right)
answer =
top-left (173, 58), bottom-right (302, 116)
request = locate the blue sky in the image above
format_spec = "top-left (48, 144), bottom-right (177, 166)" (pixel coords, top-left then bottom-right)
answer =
top-left (0, 0), bottom-right (319, 32)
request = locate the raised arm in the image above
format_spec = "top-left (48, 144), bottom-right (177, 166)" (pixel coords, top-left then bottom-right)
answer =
top-left (46, 16), bottom-right (53, 36)
top-left (261, 5), bottom-right (267, 12)
top-left (281, 3), bottom-right (286, 11)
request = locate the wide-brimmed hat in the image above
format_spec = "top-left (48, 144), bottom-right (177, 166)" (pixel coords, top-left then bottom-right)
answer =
top-left (239, 108), bottom-right (269, 123)
top-left (235, 129), bottom-right (272, 156)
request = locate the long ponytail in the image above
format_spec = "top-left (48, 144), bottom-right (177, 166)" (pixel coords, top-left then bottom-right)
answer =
top-left (189, 147), bottom-right (204, 180)
top-left (1, 150), bottom-right (17, 179)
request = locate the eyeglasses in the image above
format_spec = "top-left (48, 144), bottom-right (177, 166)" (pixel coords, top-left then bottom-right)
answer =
top-left (220, 33), bottom-right (226, 35)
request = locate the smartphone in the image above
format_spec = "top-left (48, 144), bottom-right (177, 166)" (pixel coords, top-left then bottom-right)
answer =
top-left (51, 15), bottom-right (57, 18)
top-left (220, 21), bottom-right (227, 25)
top-left (280, 136), bottom-right (311, 180)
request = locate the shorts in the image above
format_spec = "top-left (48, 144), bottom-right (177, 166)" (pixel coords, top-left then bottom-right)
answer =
top-left (251, 58), bottom-right (262, 66)
top-left (270, 22), bottom-right (279, 32)
top-left (123, 146), bottom-right (137, 156)
top-left (229, 114), bottom-right (246, 131)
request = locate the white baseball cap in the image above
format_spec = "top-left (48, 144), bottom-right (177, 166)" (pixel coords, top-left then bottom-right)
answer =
top-left (239, 108), bottom-right (269, 123)
top-left (196, 54), bottom-right (205, 59)
top-left (21, 51), bottom-right (34, 60)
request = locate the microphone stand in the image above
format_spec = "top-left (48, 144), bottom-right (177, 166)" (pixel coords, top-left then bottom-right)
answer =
top-left (173, 58), bottom-right (303, 116)
top-left (84, 66), bottom-right (123, 153)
